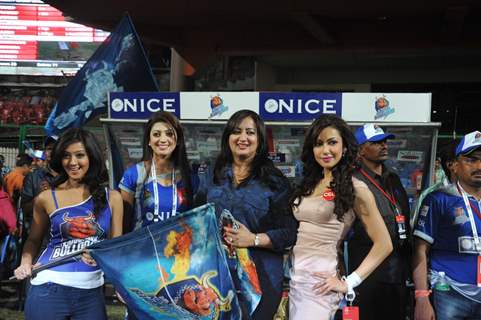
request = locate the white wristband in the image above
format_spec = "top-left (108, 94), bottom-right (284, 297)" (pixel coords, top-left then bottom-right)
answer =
top-left (345, 271), bottom-right (362, 292)
top-left (343, 271), bottom-right (362, 303)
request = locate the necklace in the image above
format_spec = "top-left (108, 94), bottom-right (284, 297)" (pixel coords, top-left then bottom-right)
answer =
top-left (314, 178), bottom-right (331, 195)
top-left (156, 171), bottom-right (174, 179)
top-left (232, 167), bottom-right (249, 185)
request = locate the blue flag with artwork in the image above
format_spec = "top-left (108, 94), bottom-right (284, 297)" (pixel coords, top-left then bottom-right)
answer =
top-left (89, 204), bottom-right (244, 320)
top-left (45, 13), bottom-right (158, 136)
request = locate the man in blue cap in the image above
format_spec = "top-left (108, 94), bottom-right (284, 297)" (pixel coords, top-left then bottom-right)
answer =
top-left (413, 130), bottom-right (481, 320)
top-left (348, 123), bottom-right (411, 320)
top-left (20, 135), bottom-right (58, 239)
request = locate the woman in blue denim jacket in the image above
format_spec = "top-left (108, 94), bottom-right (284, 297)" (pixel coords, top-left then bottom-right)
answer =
top-left (195, 110), bottom-right (298, 319)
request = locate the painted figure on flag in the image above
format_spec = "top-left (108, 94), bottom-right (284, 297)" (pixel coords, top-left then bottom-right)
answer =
top-left (89, 204), bottom-right (244, 320)
top-left (218, 209), bottom-right (262, 314)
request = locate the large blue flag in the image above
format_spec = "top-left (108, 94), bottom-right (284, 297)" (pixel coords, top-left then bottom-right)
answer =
top-left (45, 14), bottom-right (158, 136)
top-left (89, 204), bottom-right (243, 320)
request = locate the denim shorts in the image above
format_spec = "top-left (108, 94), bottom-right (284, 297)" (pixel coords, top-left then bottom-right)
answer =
top-left (433, 288), bottom-right (481, 320)
top-left (25, 282), bottom-right (107, 320)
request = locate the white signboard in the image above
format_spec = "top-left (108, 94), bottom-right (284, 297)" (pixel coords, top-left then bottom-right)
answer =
top-left (180, 92), bottom-right (259, 120)
top-left (109, 92), bottom-right (433, 123)
top-left (341, 93), bottom-right (431, 122)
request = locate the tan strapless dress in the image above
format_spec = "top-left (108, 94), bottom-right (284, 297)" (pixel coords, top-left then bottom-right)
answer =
top-left (289, 178), bottom-right (366, 320)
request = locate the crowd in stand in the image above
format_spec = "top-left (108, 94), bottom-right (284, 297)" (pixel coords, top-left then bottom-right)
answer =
top-left (0, 93), bottom-right (55, 126)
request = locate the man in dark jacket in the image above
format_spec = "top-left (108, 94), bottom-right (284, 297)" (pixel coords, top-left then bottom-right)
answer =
top-left (348, 123), bottom-right (411, 320)
top-left (20, 135), bottom-right (58, 238)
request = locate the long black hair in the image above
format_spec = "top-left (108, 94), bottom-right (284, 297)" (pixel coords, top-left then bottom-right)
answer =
top-left (141, 111), bottom-right (193, 207)
top-left (213, 109), bottom-right (284, 191)
top-left (50, 128), bottom-right (109, 217)
top-left (290, 115), bottom-right (358, 221)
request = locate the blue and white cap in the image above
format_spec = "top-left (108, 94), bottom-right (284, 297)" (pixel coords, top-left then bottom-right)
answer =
top-left (355, 123), bottom-right (395, 145)
top-left (456, 131), bottom-right (481, 156)
top-left (32, 150), bottom-right (45, 160)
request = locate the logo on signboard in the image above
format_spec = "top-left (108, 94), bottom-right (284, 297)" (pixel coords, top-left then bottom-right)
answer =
top-left (209, 95), bottom-right (229, 119)
top-left (111, 98), bottom-right (124, 112)
top-left (374, 95), bottom-right (395, 120)
top-left (264, 99), bottom-right (279, 113)
top-left (259, 93), bottom-right (341, 121)
top-left (109, 92), bottom-right (180, 119)
top-left (262, 98), bottom-right (337, 115)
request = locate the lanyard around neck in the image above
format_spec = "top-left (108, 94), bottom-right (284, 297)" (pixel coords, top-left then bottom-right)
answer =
top-left (150, 163), bottom-right (177, 220)
top-left (360, 168), bottom-right (397, 208)
top-left (456, 182), bottom-right (481, 252)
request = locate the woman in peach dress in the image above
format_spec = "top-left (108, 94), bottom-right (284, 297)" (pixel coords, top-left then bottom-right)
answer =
top-left (289, 115), bottom-right (393, 319)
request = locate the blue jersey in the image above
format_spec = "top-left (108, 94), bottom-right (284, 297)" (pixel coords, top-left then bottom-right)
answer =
top-left (119, 162), bottom-right (198, 229)
top-left (32, 189), bottom-right (111, 288)
top-left (414, 186), bottom-right (481, 285)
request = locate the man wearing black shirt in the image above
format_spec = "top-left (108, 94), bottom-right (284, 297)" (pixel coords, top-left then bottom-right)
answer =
top-left (348, 123), bottom-right (411, 320)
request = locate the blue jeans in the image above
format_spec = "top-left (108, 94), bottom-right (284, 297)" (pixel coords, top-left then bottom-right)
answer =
top-left (25, 283), bottom-right (107, 320)
top-left (433, 289), bottom-right (481, 320)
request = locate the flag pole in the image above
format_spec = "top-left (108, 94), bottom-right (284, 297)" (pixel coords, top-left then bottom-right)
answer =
top-left (9, 249), bottom-right (85, 280)
top-left (124, 12), bottom-right (159, 91)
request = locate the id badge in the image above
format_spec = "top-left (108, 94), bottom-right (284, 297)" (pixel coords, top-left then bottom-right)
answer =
top-left (477, 255), bottom-right (481, 287)
top-left (343, 306), bottom-right (359, 320)
top-left (395, 214), bottom-right (405, 224)
top-left (395, 214), bottom-right (407, 239)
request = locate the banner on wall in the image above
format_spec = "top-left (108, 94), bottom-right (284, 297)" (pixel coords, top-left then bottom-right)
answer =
top-left (180, 92), bottom-right (259, 120)
top-left (341, 93), bottom-right (431, 122)
top-left (109, 92), bottom-right (180, 119)
top-left (107, 92), bottom-right (432, 123)
top-left (259, 92), bottom-right (342, 121)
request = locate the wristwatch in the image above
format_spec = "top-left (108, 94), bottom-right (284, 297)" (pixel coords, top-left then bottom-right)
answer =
top-left (254, 234), bottom-right (260, 247)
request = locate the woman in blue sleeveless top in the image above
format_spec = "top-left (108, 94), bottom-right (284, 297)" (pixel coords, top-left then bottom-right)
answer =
top-left (119, 111), bottom-right (198, 230)
top-left (14, 128), bottom-right (123, 320)
top-left (118, 111), bottom-right (198, 320)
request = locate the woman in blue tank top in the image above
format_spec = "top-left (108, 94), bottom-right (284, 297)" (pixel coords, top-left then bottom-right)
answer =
top-left (118, 111), bottom-right (198, 320)
top-left (119, 111), bottom-right (198, 230)
top-left (14, 128), bottom-right (123, 320)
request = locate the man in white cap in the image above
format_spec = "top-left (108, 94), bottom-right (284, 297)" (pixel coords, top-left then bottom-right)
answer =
top-left (20, 135), bottom-right (58, 239)
top-left (348, 123), bottom-right (411, 320)
top-left (413, 130), bottom-right (481, 320)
